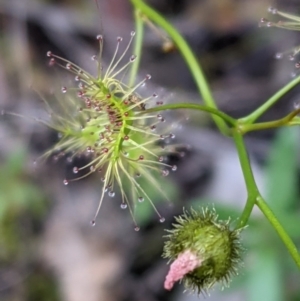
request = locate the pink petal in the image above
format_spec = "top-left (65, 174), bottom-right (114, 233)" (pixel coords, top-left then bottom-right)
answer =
top-left (164, 249), bottom-right (202, 290)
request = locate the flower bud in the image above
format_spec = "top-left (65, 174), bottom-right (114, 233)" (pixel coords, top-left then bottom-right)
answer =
top-left (163, 207), bottom-right (244, 294)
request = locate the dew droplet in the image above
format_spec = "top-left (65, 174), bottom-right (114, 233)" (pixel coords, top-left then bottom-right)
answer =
top-left (289, 55), bottom-right (295, 61)
top-left (268, 7), bottom-right (278, 14)
top-left (130, 55), bottom-right (137, 62)
top-left (296, 62), bottom-right (300, 69)
top-left (138, 197), bottom-right (144, 203)
top-left (90, 220), bottom-right (96, 226)
top-left (131, 31), bottom-right (136, 37)
top-left (152, 93), bottom-right (158, 98)
top-left (260, 18), bottom-right (268, 24)
top-left (97, 34), bottom-right (103, 41)
top-left (146, 74), bottom-right (151, 80)
top-left (73, 167), bottom-right (79, 174)
top-left (63, 179), bottom-right (69, 185)
top-left (169, 133), bottom-right (175, 139)
top-left (139, 155), bottom-right (144, 160)
top-left (120, 203), bottom-right (127, 209)
top-left (158, 156), bottom-right (164, 162)
top-left (161, 169), bottom-right (169, 177)
top-left (134, 226), bottom-right (140, 231)
top-left (61, 86), bottom-right (67, 93)
top-left (66, 63), bottom-right (72, 69)
top-left (275, 53), bottom-right (283, 59)
top-left (171, 165), bottom-right (177, 171)
top-left (117, 36), bottom-right (123, 42)
top-left (180, 151), bottom-right (186, 158)
top-left (108, 191), bottom-right (115, 198)
top-left (159, 217), bottom-right (165, 223)
top-left (91, 55), bottom-right (97, 61)
top-left (46, 51), bottom-right (52, 57)
top-left (294, 102), bottom-right (300, 110)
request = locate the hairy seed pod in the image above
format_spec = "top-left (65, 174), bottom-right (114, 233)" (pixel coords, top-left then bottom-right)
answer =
top-left (163, 207), bottom-right (244, 294)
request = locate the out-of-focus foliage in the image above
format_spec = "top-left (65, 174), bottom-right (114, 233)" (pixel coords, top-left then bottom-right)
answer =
top-left (0, 151), bottom-right (45, 260)
top-left (0, 151), bottom-right (60, 301)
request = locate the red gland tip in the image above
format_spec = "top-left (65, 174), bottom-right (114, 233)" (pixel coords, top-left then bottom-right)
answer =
top-left (49, 58), bottom-right (55, 66)
top-left (164, 250), bottom-right (202, 291)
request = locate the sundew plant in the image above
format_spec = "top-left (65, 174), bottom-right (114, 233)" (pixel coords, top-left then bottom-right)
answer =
top-left (45, 32), bottom-right (177, 230)
top-left (5, 0), bottom-right (300, 297)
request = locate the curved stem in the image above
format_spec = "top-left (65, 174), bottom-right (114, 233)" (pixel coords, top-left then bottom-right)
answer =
top-left (240, 75), bottom-right (300, 124)
top-left (238, 108), bottom-right (300, 134)
top-left (143, 103), bottom-right (236, 127)
top-left (128, 8), bottom-right (144, 88)
top-left (256, 196), bottom-right (300, 269)
top-left (130, 0), bottom-right (228, 135)
top-left (233, 130), bottom-right (300, 267)
top-left (232, 130), bottom-right (260, 228)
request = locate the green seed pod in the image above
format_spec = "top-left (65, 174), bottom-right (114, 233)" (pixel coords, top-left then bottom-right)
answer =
top-left (163, 207), bottom-right (244, 294)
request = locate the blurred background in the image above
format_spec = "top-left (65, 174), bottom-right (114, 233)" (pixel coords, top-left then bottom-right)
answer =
top-left (0, 0), bottom-right (300, 300)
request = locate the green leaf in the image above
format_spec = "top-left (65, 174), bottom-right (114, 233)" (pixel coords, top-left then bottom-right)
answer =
top-left (265, 127), bottom-right (299, 211)
top-left (246, 247), bottom-right (283, 301)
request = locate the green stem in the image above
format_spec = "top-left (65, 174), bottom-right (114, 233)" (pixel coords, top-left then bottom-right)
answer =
top-left (128, 8), bottom-right (144, 88)
top-left (238, 108), bottom-right (300, 134)
top-left (241, 75), bottom-right (300, 124)
top-left (256, 196), bottom-right (300, 269)
top-left (232, 130), bottom-right (260, 228)
top-left (130, 0), bottom-right (228, 134)
top-left (143, 103), bottom-right (236, 126)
